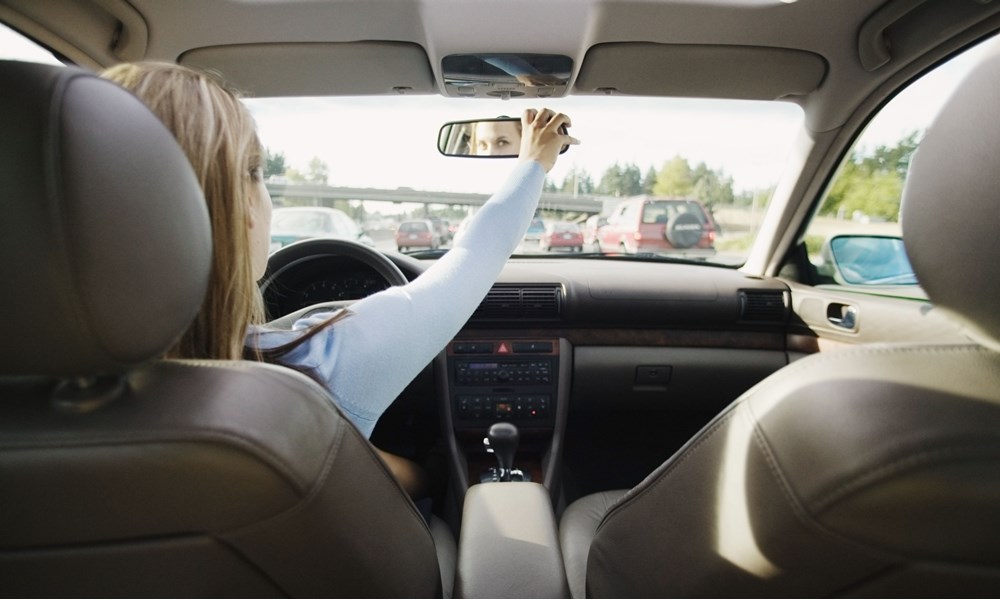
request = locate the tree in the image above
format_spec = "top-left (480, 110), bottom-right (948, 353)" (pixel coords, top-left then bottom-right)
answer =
top-left (690, 162), bottom-right (734, 209)
top-left (653, 156), bottom-right (695, 197)
top-left (823, 159), bottom-right (903, 221)
top-left (597, 162), bottom-right (643, 197)
top-left (641, 166), bottom-right (657, 195)
top-left (284, 168), bottom-right (306, 184)
top-left (555, 167), bottom-right (594, 195)
top-left (652, 155), bottom-right (735, 208)
top-left (821, 130), bottom-right (921, 220)
top-left (264, 147), bottom-right (287, 178)
top-left (306, 156), bottom-right (329, 185)
top-left (867, 130), bottom-right (921, 177)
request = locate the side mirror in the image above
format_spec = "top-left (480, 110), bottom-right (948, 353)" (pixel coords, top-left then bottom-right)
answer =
top-left (823, 234), bottom-right (917, 285)
top-left (437, 117), bottom-right (570, 158)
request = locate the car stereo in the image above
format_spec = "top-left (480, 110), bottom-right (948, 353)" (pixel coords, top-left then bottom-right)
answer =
top-left (447, 339), bottom-right (559, 430)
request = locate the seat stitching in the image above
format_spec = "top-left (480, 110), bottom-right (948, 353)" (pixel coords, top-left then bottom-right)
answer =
top-left (812, 442), bottom-right (1000, 514)
top-left (747, 400), bottom-right (812, 518)
top-left (746, 400), bottom-right (950, 563)
top-left (0, 431), bottom-right (310, 494)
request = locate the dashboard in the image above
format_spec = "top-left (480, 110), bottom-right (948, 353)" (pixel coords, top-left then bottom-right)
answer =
top-left (260, 240), bottom-right (796, 505)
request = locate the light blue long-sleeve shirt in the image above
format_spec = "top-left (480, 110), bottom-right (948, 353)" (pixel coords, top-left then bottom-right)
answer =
top-left (250, 160), bottom-right (545, 437)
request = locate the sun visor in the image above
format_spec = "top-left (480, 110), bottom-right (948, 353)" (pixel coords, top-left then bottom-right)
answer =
top-left (179, 42), bottom-right (435, 97)
top-left (575, 43), bottom-right (827, 100)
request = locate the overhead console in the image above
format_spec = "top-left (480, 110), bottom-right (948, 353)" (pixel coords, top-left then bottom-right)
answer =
top-left (441, 53), bottom-right (573, 99)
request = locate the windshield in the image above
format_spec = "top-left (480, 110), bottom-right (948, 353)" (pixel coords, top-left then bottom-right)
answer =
top-left (272, 210), bottom-right (330, 234)
top-left (245, 96), bottom-right (802, 266)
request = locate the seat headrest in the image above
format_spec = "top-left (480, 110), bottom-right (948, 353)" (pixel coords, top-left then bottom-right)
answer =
top-left (902, 45), bottom-right (1000, 350)
top-left (0, 61), bottom-right (211, 377)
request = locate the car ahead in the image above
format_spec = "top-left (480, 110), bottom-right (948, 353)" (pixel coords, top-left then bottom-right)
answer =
top-left (540, 220), bottom-right (584, 252)
top-left (583, 214), bottom-right (608, 246)
top-left (4, 1), bottom-right (1000, 596)
top-left (596, 196), bottom-right (716, 257)
top-left (270, 206), bottom-right (374, 251)
top-left (428, 216), bottom-right (452, 244)
top-left (394, 219), bottom-right (440, 252)
top-left (522, 217), bottom-right (546, 244)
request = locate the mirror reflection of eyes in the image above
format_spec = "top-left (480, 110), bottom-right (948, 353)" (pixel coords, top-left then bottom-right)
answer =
top-left (437, 117), bottom-right (570, 158)
top-left (477, 135), bottom-right (512, 151)
top-left (474, 121), bottom-right (521, 156)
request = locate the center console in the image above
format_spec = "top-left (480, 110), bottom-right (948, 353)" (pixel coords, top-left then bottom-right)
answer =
top-left (439, 337), bottom-right (569, 502)
top-left (449, 340), bottom-right (558, 429)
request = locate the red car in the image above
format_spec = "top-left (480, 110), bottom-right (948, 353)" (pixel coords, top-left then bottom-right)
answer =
top-left (395, 219), bottom-right (440, 252)
top-left (540, 221), bottom-right (584, 252)
top-left (597, 196), bottom-right (716, 257)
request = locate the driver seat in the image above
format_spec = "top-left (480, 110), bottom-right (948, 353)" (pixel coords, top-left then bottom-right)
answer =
top-left (558, 44), bottom-right (1000, 597)
top-left (0, 60), bottom-right (453, 597)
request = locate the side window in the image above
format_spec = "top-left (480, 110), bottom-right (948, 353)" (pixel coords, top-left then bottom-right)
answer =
top-left (801, 37), bottom-right (997, 300)
top-left (0, 23), bottom-right (62, 65)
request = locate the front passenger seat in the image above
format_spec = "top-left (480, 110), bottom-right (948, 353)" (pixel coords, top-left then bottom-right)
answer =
top-left (559, 46), bottom-right (1000, 597)
top-left (0, 60), bottom-right (453, 598)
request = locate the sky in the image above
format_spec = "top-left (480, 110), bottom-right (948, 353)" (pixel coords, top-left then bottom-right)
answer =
top-left (3, 22), bottom-right (997, 199)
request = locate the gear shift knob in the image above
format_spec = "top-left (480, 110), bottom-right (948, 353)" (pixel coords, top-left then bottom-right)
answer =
top-left (487, 422), bottom-right (519, 481)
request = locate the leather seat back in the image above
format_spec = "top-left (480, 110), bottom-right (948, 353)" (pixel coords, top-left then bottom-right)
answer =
top-left (563, 43), bottom-right (1000, 598)
top-left (0, 60), bottom-right (442, 597)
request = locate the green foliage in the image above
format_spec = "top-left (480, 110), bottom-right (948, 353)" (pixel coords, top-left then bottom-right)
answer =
top-left (596, 162), bottom-right (643, 197)
top-left (691, 163), bottom-right (734, 208)
top-left (284, 168), bottom-right (306, 183)
top-left (803, 234), bottom-right (826, 259)
top-left (306, 156), bottom-right (329, 185)
top-left (820, 130), bottom-right (921, 220)
top-left (652, 156), bottom-right (734, 209)
top-left (265, 153), bottom-right (326, 185)
top-left (641, 166), bottom-right (657, 195)
top-left (264, 147), bottom-right (287, 178)
top-left (653, 156), bottom-right (695, 197)
top-left (549, 167), bottom-right (595, 195)
top-left (715, 234), bottom-right (753, 253)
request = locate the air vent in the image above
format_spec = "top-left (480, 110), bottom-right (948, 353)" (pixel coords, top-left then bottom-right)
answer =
top-left (472, 285), bottom-right (562, 320)
top-left (738, 289), bottom-right (789, 323)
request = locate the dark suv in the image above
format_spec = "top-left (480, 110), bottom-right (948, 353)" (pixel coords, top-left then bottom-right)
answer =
top-left (596, 197), bottom-right (716, 257)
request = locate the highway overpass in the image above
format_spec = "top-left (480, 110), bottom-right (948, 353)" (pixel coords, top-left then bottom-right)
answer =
top-left (265, 182), bottom-right (615, 217)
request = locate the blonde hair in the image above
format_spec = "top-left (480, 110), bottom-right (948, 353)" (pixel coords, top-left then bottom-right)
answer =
top-left (102, 62), bottom-right (266, 360)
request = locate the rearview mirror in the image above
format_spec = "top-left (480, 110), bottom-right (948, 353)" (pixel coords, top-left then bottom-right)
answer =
top-left (824, 235), bottom-right (917, 285)
top-left (437, 117), bottom-right (569, 158)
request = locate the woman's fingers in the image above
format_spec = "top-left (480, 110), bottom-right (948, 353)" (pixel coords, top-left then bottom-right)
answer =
top-left (518, 108), bottom-right (579, 172)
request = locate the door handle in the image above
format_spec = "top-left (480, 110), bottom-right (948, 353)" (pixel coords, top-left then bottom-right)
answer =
top-left (827, 303), bottom-right (858, 330)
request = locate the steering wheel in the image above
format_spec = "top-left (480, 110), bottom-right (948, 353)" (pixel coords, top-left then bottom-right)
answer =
top-left (259, 238), bottom-right (408, 329)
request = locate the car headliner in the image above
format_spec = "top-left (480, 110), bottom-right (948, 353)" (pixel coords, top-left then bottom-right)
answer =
top-left (3, 0), bottom-right (999, 133)
top-left (3, 0), bottom-right (998, 277)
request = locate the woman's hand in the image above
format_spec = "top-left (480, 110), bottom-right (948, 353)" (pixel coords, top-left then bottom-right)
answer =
top-left (518, 108), bottom-right (579, 172)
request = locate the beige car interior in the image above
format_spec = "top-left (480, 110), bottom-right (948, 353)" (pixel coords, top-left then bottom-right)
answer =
top-left (2, 0), bottom-right (1000, 597)
top-left (558, 46), bottom-right (1000, 597)
top-left (0, 61), bottom-right (455, 598)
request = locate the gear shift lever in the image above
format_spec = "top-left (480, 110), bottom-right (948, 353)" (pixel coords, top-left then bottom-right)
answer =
top-left (488, 422), bottom-right (518, 481)
top-left (482, 422), bottom-right (529, 483)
